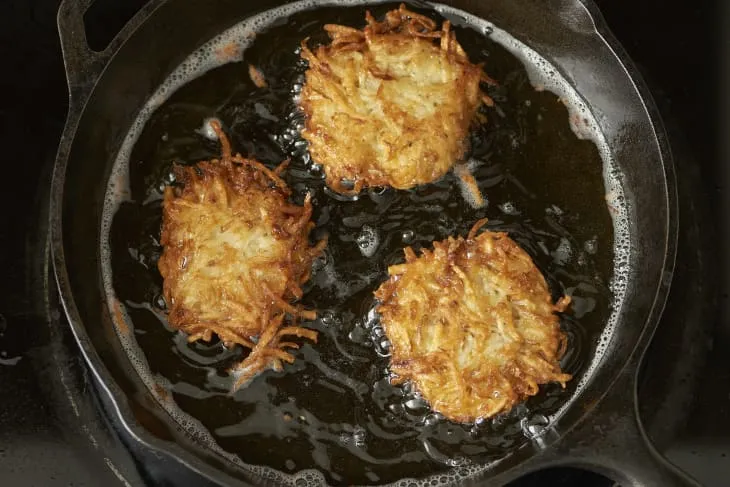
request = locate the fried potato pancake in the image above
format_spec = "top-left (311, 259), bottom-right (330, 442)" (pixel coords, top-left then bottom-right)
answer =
top-left (374, 219), bottom-right (571, 422)
top-left (300, 4), bottom-right (496, 193)
top-left (158, 120), bottom-right (326, 390)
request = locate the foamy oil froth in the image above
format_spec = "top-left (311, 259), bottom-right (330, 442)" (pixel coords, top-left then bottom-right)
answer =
top-left (100, 1), bottom-right (629, 485)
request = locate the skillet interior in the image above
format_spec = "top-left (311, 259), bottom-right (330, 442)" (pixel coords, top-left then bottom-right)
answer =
top-left (52, 0), bottom-right (672, 484)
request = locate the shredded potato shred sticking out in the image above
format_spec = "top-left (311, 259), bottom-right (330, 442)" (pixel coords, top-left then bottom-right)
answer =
top-left (157, 120), bottom-right (326, 391)
top-left (300, 4), bottom-right (497, 194)
top-left (375, 219), bottom-right (572, 423)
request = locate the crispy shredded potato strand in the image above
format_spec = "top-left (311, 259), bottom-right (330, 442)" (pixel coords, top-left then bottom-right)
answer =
top-left (248, 64), bottom-right (268, 88)
top-left (454, 163), bottom-right (485, 208)
top-left (300, 4), bottom-right (496, 193)
top-left (158, 120), bottom-right (324, 391)
top-left (375, 219), bottom-right (572, 422)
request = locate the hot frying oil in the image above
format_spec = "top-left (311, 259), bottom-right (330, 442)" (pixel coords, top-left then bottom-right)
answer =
top-left (106, 2), bottom-right (617, 485)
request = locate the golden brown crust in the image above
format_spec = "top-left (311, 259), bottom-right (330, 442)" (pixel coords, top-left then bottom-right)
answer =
top-left (299, 4), bottom-right (496, 194)
top-left (374, 218), bottom-right (571, 423)
top-left (157, 121), bottom-right (325, 391)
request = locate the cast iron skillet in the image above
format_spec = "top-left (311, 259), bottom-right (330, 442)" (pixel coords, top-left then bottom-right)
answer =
top-left (51, 0), bottom-right (700, 485)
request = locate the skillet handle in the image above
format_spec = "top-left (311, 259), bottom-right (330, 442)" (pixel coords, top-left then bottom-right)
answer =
top-left (494, 363), bottom-right (702, 487)
top-left (56, 0), bottom-right (111, 103)
top-left (545, 367), bottom-right (702, 487)
top-left (57, 0), bottom-right (157, 104)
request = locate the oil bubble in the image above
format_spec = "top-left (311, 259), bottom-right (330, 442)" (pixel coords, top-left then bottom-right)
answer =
top-left (356, 225), bottom-right (379, 258)
top-left (402, 229), bottom-right (415, 244)
top-left (196, 117), bottom-right (222, 140)
top-left (520, 413), bottom-right (550, 438)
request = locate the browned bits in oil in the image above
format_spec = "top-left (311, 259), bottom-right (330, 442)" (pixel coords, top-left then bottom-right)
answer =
top-left (248, 64), bottom-right (268, 88)
top-left (110, 298), bottom-right (131, 336)
top-left (215, 41), bottom-right (242, 63)
top-left (153, 382), bottom-right (170, 402)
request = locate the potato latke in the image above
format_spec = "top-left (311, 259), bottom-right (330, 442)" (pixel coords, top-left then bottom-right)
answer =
top-left (300, 4), bottom-right (496, 193)
top-left (158, 120), bottom-right (325, 391)
top-left (374, 219), bottom-right (571, 422)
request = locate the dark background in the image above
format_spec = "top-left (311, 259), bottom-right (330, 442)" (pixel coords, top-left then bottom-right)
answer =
top-left (0, 0), bottom-right (727, 485)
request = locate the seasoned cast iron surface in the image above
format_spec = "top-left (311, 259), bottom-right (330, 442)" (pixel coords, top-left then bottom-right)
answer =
top-left (109, 4), bottom-right (614, 484)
